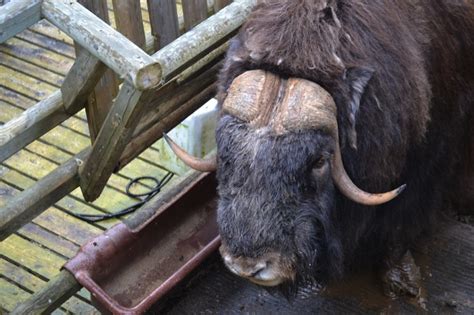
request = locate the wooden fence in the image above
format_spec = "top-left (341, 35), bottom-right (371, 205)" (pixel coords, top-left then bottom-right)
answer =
top-left (0, 0), bottom-right (257, 312)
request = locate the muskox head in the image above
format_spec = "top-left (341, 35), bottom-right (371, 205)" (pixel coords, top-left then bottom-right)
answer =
top-left (165, 70), bottom-right (404, 288)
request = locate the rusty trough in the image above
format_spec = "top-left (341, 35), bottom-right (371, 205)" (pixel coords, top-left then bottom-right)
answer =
top-left (64, 172), bottom-right (219, 314)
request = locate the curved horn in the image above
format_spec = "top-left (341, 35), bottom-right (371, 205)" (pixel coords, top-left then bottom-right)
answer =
top-left (163, 133), bottom-right (217, 172)
top-left (331, 142), bottom-right (406, 206)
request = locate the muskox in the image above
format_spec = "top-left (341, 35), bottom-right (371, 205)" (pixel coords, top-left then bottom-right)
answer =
top-left (165, 0), bottom-right (474, 295)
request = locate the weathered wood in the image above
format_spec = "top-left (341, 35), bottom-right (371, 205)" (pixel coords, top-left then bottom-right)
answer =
top-left (0, 0), bottom-right (41, 43)
top-left (133, 60), bottom-right (221, 139)
top-left (76, 0), bottom-right (119, 143)
top-left (119, 80), bottom-right (217, 169)
top-left (0, 44), bottom-right (108, 163)
top-left (182, 0), bottom-right (208, 30)
top-left (176, 42), bottom-right (227, 83)
top-left (10, 270), bottom-right (81, 315)
top-left (0, 38), bottom-right (74, 77)
top-left (147, 0), bottom-right (180, 50)
top-left (0, 149), bottom-right (90, 241)
top-left (153, 0), bottom-right (257, 81)
top-left (112, 0), bottom-right (146, 48)
top-left (0, 91), bottom-right (67, 163)
top-left (61, 48), bottom-right (108, 114)
top-left (214, 0), bottom-right (232, 12)
top-left (0, 258), bottom-right (91, 314)
top-left (79, 82), bottom-right (151, 201)
top-left (41, 0), bottom-right (162, 90)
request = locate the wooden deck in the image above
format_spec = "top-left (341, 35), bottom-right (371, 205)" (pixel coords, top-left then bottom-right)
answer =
top-left (0, 2), bottom-right (183, 313)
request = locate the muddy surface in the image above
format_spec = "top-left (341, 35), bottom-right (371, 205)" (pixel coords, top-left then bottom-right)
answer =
top-left (157, 222), bottom-right (474, 314)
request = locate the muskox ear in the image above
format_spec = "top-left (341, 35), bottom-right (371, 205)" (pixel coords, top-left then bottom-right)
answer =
top-left (344, 67), bottom-right (374, 150)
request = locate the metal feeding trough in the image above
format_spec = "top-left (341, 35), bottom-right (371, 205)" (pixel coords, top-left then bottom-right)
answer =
top-left (64, 172), bottom-right (220, 314)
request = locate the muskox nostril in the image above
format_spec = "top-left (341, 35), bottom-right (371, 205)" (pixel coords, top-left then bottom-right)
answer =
top-left (250, 263), bottom-right (267, 278)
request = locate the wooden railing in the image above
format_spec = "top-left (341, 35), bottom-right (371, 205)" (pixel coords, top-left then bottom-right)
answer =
top-left (0, 0), bottom-right (256, 243)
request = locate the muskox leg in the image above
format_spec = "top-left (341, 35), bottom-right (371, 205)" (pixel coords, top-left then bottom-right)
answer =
top-left (380, 247), bottom-right (422, 299)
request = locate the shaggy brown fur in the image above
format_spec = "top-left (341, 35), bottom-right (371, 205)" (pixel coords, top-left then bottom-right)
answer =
top-left (215, 0), bottom-right (474, 289)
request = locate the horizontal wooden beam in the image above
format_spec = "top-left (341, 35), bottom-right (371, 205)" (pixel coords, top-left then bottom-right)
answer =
top-left (153, 0), bottom-right (257, 80)
top-left (0, 0), bottom-right (42, 43)
top-left (41, 0), bottom-right (161, 90)
top-left (0, 149), bottom-right (90, 241)
top-left (0, 91), bottom-right (65, 163)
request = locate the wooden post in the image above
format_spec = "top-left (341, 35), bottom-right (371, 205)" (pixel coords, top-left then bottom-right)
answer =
top-left (112, 0), bottom-right (146, 48)
top-left (0, 149), bottom-right (90, 241)
top-left (214, 0), bottom-right (232, 12)
top-left (0, 0), bottom-right (41, 43)
top-left (61, 48), bottom-right (108, 114)
top-left (79, 83), bottom-right (152, 201)
top-left (41, 0), bottom-right (162, 90)
top-left (76, 0), bottom-right (120, 143)
top-left (147, 0), bottom-right (180, 50)
top-left (182, 0), bottom-right (208, 30)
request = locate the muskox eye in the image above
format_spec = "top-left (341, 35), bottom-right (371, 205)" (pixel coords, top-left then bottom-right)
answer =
top-left (313, 157), bottom-right (327, 169)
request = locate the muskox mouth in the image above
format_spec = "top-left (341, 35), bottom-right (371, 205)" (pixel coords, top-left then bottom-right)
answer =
top-left (219, 244), bottom-right (296, 287)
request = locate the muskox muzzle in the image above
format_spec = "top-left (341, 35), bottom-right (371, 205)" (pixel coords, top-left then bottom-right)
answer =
top-left (165, 70), bottom-right (405, 206)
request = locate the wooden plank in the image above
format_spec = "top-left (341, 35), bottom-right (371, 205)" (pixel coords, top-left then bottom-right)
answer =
top-left (0, 65), bottom-right (58, 99)
top-left (0, 37), bottom-right (74, 76)
top-left (0, 151), bottom-right (132, 228)
top-left (2, 126), bottom-right (159, 200)
top-left (18, 223), bottom-right (80, 258)
top-left (0, 86), bottom-right (89, 132)
top-left (182, 0), bottom-right (208, 30)
top-left (0, 0), bottom-right (42, 43)
top-left (42, 0), bottom-right (162, 90)
top-left (0, 278), bottom-right (34, 313)
top-left (0, 92), bottom-right (89, 138)
top-left (79, 82), bottom-right (151, 201)
top-left (214, 0), bottom-right (232, 12)
top-left (0, 259), bottom-right (96, 314)
top-left (61, 47), bottom-right (108, 114)
top-left (29, 19), bottom-right (75, 46)
top-left (0, 149), bottom-right (89, 241)
top-left (0, 91), bottom-right (67, 163)
top-left (112, 0), bottom-right (146, 48)
top-left (0, 172), bottom-right (111, 238)
top-left (10, 270), bottom-right (83, 315)
top-left (77, 0), bottom-right (119, 143)
top-left (0, 100), bottom-right (22, 122)
top-left (147, 0), bottom-right (180, 49)
top-left (15, 28), bottom-right (76, 59)
top-left (0, 52), bottom-right (65, 87)
top-left (1, 234), bottom-right (66, 278)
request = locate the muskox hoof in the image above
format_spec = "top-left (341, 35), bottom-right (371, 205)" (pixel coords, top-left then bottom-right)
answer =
top-left (381, 250), bottom-right (422, 299)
